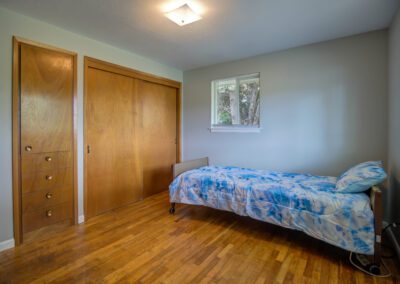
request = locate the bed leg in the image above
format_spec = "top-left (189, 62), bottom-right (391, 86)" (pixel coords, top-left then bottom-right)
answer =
top-left (169, 203), bottom-right (176, 214)
top-left (372, 186), bottom-right (382, 274)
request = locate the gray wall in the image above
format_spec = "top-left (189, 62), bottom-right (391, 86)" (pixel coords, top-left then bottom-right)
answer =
top-left (0, 7), bottom-right (182, 244)
top-left (388, 9), bottom-right (400, 222)
top-left (183, 31), bottom-right (388, 177)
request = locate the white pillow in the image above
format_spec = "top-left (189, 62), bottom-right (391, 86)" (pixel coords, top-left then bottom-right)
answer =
top-left (335, 161), bottom-right (386, 193)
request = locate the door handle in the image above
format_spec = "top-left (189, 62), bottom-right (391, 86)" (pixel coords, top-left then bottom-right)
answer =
top-left (87, 145), bottom-right (91, 154)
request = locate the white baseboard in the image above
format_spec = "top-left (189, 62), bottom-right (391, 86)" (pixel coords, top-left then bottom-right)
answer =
top-left (0, 238), bottom-right (15, 252)
top-left (78, 215), bottom-right (85, 224)
top-left (0, 216), bottom-right (85, 252)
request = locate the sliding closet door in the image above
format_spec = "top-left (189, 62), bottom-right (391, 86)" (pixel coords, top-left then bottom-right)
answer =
top-left (86, 69), bottom-right (142, 218)
top-left (139, 80), bottom-right (177, 197)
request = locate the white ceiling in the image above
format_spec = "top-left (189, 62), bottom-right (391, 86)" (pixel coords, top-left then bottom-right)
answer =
top-left (0, 0), bottom-right (399, 70)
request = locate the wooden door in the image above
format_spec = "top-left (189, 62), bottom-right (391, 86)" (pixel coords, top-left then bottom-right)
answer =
top-left (139, 80), bottom-right (177, 197)
top-left (16, 41), bottom-right (76, 239)
top-left (21, 44), bottom-right (73, 154)
top-left (86, 68), bottom-right (142, 218)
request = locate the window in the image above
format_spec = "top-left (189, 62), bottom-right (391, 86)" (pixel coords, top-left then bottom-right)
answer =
top-left (211, 73), bottom-right (260, 132)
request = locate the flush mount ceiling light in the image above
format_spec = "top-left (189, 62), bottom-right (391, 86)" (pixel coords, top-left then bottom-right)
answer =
top-left (165, 3), bottom-right (202, 26)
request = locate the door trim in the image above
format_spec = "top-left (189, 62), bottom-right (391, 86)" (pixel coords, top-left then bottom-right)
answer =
top-left (12, 37), bottom-right (78, 245)
top-left (84, 57), bottom-right (182, 220)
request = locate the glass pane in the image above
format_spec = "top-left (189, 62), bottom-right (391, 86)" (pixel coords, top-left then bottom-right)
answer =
top-left (215, 79), bottom-right (236, 125)
top-left (239, 76), bottom-right (260, 126)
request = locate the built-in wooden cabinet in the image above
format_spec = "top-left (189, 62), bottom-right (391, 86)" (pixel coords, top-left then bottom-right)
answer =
top-left (13, 38), bottom-right (77, 244)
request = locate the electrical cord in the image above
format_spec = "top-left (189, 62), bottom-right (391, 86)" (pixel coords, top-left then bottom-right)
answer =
top-left (382, 222), bottom-right (400, 234)
top-left (381, 222), bottom-right (400, 258)
top-left (349, 222), bottom-right (400, 277)
top-left (349, 252), bottom-right (391, 277)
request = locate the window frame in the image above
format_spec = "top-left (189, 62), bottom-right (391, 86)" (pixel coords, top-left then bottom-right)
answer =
top-left (210, 73), bottom-right (261, 133)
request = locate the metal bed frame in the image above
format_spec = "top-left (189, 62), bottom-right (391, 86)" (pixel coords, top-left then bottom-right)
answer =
top-left (169, 157), bottom-right (383, 273)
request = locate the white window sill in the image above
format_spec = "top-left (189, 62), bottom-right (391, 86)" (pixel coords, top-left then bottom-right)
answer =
top-left (209, 127), bottom-right (262, 133)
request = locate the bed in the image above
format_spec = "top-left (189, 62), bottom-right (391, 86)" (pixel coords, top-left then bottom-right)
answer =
top-left (169, 157), bottom-right (383, 270)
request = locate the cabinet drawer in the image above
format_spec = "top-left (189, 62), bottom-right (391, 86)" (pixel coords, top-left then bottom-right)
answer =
top-left (21, 152), bottom-right (71, 173)
top-left (22, 188), bottom-right (72, 213)
top-left (22, 168), bottom-right (73, 194)
top-left (22, 202), bottom-right (72, 233)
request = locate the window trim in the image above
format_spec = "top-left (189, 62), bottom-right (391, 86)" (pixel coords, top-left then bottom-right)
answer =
top-left (211, 73), bottom-right (261, 132)
top-left (209, 126), bottom-right (262, 133)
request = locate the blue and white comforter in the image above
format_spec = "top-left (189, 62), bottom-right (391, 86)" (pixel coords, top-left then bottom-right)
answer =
top-left (169, 166), bottom-right (375, 254)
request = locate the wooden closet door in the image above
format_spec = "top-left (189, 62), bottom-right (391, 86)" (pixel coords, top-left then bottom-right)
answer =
top-left (21, 44), bottom-right (73, 154)
top-left (18, 42), bottom-right (75, 236)
top-left (139, 80), bottom-right (177, 197)
top-left (86, 68), bottom-right (142, 218)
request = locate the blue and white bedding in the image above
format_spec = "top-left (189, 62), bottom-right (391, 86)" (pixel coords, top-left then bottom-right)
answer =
top-left (169, 166), bottom-right (375, 255)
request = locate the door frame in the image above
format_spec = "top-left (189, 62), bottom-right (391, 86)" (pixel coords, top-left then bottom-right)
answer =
top-left (12, 36), bottom-right (78, 245)
top-left (83, 57), bottom-right (182, 220)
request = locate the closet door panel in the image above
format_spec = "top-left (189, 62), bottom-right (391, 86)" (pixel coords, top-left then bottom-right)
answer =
top-left (139, 80), bottom-right (177, 197)
top-left (86, 68), bottom-right (142, 218)
top-left (20, 44), bottom-right (73, 154)
top-left (16, 41), bottom-right (76, 239)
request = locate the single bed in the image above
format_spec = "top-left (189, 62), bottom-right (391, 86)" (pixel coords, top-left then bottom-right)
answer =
top-left (169, 157), bottom-right (383, 269)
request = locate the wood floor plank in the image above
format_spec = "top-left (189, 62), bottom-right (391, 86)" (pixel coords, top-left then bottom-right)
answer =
top-left (0, 191), bottom-right (399, 284)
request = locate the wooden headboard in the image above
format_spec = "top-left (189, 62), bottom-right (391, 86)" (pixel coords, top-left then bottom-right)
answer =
top-left (173, 157), bottom-right (209, 178)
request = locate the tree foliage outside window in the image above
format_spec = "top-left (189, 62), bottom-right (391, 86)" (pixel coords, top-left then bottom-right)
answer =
top-left (212, 74), bottom-right (260, 129)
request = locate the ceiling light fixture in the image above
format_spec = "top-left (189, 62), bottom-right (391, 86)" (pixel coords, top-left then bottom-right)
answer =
top-left (164, 3), bottom-right (202, 26)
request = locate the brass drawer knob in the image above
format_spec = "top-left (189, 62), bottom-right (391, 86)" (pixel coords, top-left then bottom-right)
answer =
top-left (45, 156), bottom-right (52, 162)
top-left (45, 175), bottom-right (53, 180)
top-left (45, 193), bottom-right (53, 199)
top-left (46, 210), bottom-right (52, 217)
top-left (25, 145), bottom-right (32, 152)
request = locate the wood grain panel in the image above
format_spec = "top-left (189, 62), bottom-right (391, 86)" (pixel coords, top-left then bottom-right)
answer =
top-left (83, 57), bottom-right (181, 220)
top-left (20, 44), bottom-right (73, 154)
top-left (13, 37), bottom-right (77, 245)
top-left (85, 57), bottom-right (181, 89)
top-left (139, 80), bottom-right (177, 197)
top-left (22, 202), bottom-right (72, 233)
top-left (22, 188), bottom-right (72, 213)
top-left (22, 168), bottom-right (73, 194)
top-left (21, 152), bottom-right (71, 173)
top-left (86, 68), bottom-right (142, 218)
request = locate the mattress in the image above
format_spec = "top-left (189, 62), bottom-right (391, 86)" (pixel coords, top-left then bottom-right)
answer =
top-left (169, 166), bottom-right (375, 254)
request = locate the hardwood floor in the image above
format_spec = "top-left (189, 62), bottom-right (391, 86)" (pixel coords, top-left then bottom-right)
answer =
top-left (0, 191), bottom-right (399, 283)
